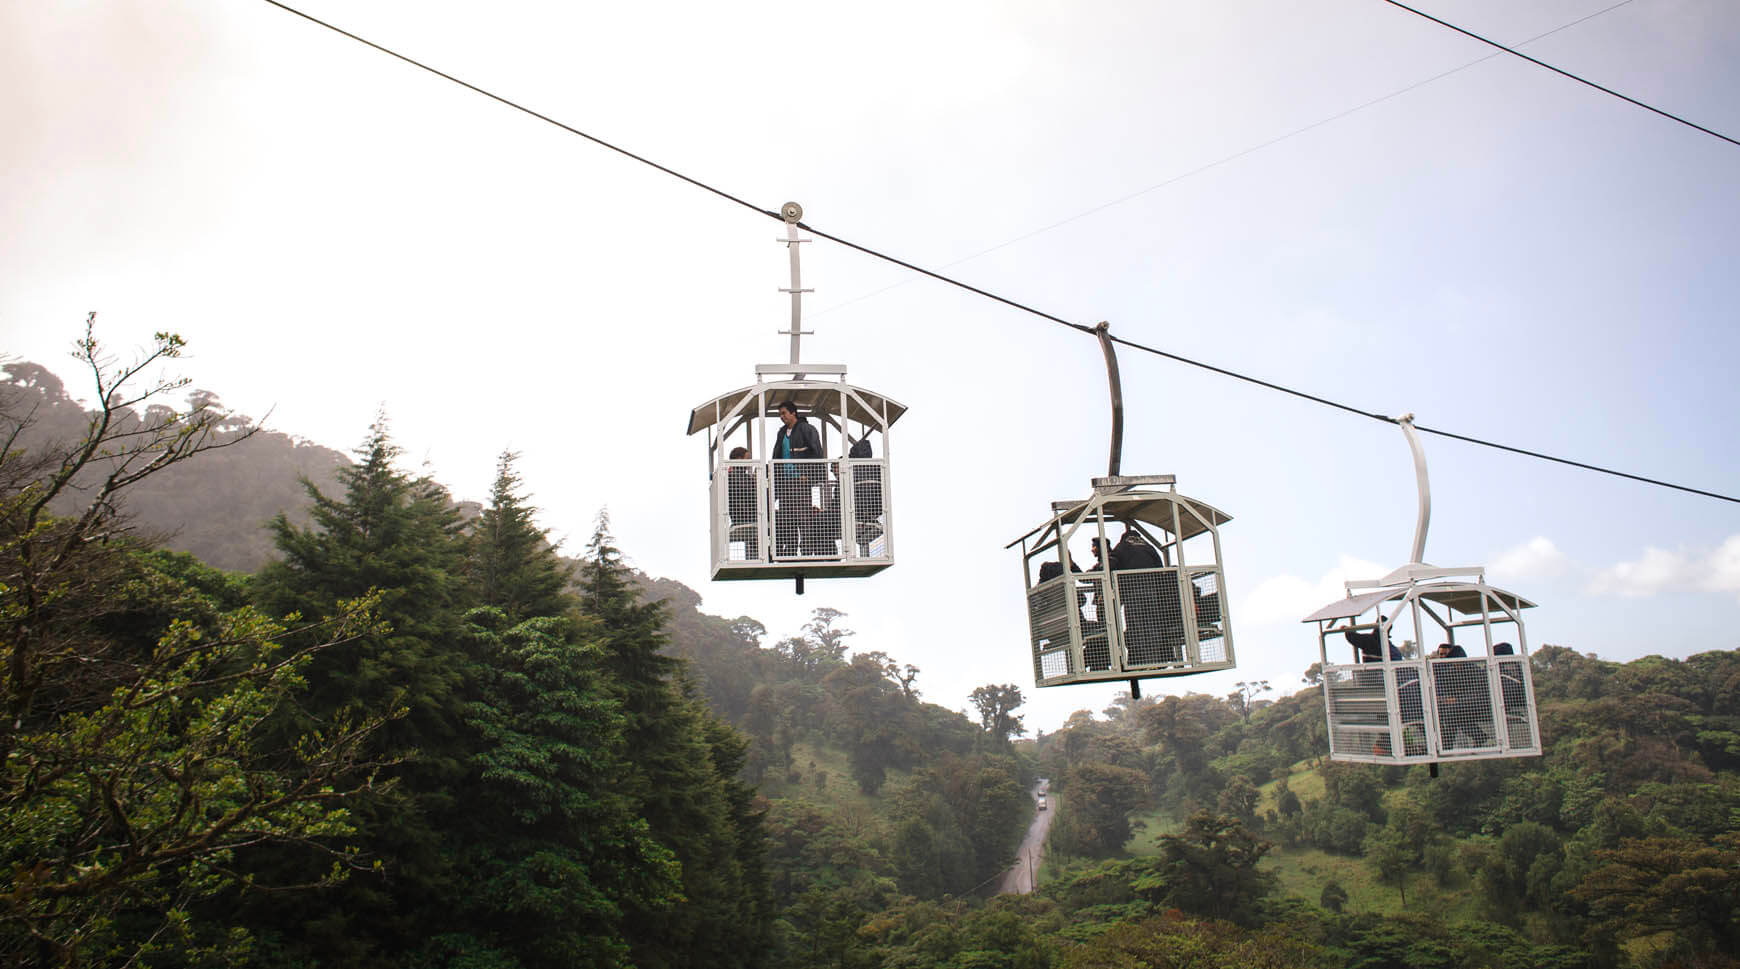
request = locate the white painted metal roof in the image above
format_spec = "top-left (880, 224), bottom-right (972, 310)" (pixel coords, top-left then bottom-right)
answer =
top-left (1302, 582), bottom-right (1536, 623)
top-left (685, 379), bottom-right (908, 436)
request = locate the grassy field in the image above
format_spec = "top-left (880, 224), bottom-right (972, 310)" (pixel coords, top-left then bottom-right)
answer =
top-left (1110, 761), bottom-right (1487, 919)
top-left (753, 740), bottom-right (912, 819)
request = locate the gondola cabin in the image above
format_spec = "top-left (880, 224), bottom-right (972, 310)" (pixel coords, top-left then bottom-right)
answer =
top-left (1302, 564), bottom-right (1541, 765)
top-left (686, 367), bottom-right (904, 584)
top-left (1012, 474), bottom-right (1235, 689)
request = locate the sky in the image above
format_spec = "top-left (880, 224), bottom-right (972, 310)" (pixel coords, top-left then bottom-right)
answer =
top-left (5, 0), bottom-right (1738, 732)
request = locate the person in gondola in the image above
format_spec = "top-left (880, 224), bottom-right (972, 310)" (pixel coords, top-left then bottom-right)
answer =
top-left (726, 446), bottom-right (760, 558)
top-left (1343, 625), bottom-right (1417, 751)
top-left (1110, 528), bottom-right (1182, 665)
top-left (772, 401), bottom-right (822, 557)
top-left (848, 436), bottom-right (882, 555)
top-left (1432, 642), bottom-right (1491, 749)
top-left (1492, 642), bottom-right (1527, 734)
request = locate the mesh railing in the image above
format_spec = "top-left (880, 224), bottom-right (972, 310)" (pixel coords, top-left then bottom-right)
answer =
top-left (718, 460), bottom-right (766, 563)
top-left (760, 458), bottom-right (891, 562)
top-left (1322, 662), bottom-right (1432, 760)
top-left (841, 460), bottom-right (889, 559)
top-left (1323, 664), bottom-right (1395, 759)
top-left (1496, 657), bottom-right (1536, 750)
top-left (1429, 657), bottom-right (1500, 754)
top-left (1078, 574), bottom-right (1112, 673)
top-left (1028, 578), bottom-right (1076, 681)
top-left (1115, 568), bottom-right (1189, 668)
top-left (1189, 569), bottom-right (1228, 665)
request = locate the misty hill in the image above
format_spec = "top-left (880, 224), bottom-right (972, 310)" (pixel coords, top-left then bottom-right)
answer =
top-left (3, 359), bottom-right (347, 572)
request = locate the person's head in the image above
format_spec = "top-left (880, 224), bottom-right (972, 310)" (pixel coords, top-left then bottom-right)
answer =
top-left (777, 401), bottom-right (799, 427)
top-left (1435, 643), bottom-right (1461, 658)
top-left (728, 446), bottom-right (749, 460)
top-left (1089, 538), bottom-right (1106, 561)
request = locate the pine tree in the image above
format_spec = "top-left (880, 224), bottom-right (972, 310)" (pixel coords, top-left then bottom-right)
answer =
top-left (577, 514), bottom-right (771, 969)
top-left (243, 415), bottom-right (474, 963)
top-left (466, 450), bottom-right (572, 623)
top-left (442, 607), bottom-right (681, 969)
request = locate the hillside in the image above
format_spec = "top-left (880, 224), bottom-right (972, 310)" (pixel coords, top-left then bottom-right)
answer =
top-left (8, 344), bottom-right (1737, 968)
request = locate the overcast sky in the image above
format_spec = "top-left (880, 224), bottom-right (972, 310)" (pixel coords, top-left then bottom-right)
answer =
top-left (6, 0), bottom-right (1738, 732)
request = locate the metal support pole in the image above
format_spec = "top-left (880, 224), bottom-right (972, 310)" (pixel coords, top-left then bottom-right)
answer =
top-left (1397, 414), bottom-right (1432, 565)
top-left (1095, 322), bottom-right (1124, 477)
top-left (1096, 322), bottom-right (1134, 697)
top-left (779, 201), bottom-right (813, 365)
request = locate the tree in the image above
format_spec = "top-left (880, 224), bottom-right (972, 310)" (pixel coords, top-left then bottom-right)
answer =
top-left (466, 449), bottom-right (572, 623)
top-left (447, 608), bottom-right (680, 968)
top-left (1051, 763), bottom-right (1148, 857)
top-left (1572, 833), bottom-right (1740, 956)
top-left (0, 326), bottom-right (387, 966)
top-left (1152, 812), bottom-right (1276, 922)
top-left (577, 515), bottom-right (771, 969)
top-left (1230, 680), bottom-right (1272, 722)
top-left (970, 684), bottom-right (1027, 747)
top-left (1320, 880), bottom-right (1349, 913)
top-left (245, 414), bottom-right (474, 962)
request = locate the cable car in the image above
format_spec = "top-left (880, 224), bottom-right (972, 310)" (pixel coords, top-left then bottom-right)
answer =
top-left (1302, 416), bottom-right (1542, 767)
top-left (1009, 324), bottom-right (1237, 697)
top-left (685, 203), bottom-right (906, 593)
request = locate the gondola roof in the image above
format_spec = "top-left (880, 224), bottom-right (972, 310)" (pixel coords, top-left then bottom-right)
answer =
top-left (1301, 583), bottom-right (1537, 623)
top-left (685, 379), bottom-right (908, 437)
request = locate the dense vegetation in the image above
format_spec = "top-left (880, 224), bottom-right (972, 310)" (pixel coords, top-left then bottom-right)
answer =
top-left (4, 332), bottom-right (1737, 968)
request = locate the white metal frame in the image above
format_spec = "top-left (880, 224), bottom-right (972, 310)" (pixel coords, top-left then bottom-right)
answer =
top-left (1305, 567), bottom-right (1541, 765)
top-left (1300, 414), bottom-right (1542, 766)
top-left (1011, 475), bottom-right (1236, 688)
top-left (684, 202), bottom-right (904, 584)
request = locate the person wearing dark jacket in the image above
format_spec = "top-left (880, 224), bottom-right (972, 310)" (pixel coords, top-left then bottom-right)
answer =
top-left (725, 446), bottom-right (759, 558)
top-left (1110, 529), bottom-right (1182, 665)
top-left (772, 401), bottom-right (823, 556)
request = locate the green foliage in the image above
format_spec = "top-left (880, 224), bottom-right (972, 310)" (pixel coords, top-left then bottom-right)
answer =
top-left (466, 450), bottom-right (572, 624)
top-left (577, 515), bottom-right (771, 969)
top-left (1057, 912), bottom-right (1332, 969)
top-left (1051, 762), bottom-right (1149, 858)
top-left (971, 684), bottom-right (1028, 747)
top-left (1150, 812), bottom-right (1276, 922)
top-left (1572, 832), bottom-right (1740, 957)
top-left (1321, 880), bottom-right (1349, 912)
top-left (451, 608), bottom-right (677, 968)
top-left (0, 332), bottom-right (388, 968)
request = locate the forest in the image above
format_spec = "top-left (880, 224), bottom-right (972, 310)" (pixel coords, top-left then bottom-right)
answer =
top-left (3, 331), bottom-right (1737, 969)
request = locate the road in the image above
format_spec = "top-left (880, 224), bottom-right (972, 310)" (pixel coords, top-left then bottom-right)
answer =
top-left (994, 780), bottom-right (1055, 895)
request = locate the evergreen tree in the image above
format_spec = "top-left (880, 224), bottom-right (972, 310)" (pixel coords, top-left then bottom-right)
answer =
top-left (577, 515), bottom-right (771, 969)
top-left (466, 450), bottom-right (571, 623)
top-left (244, 416), bottom-right (474, 964)
top-left (441, 608), bottom-right (681, 969)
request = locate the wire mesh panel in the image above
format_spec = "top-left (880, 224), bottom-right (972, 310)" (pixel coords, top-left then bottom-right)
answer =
top-left (1496, 657), bottom-right (1536, 751)
top-left (1188, 569), bottom-right (1229, 666)
top-left (841, 459), bottom-right (889, 560)
top-left (1078, 574), bottom-right (1112, 673)
top-left (1028, 578), bottom-right (1077, 682)
top-left (1323, 664), bottom-right (1397, 760)
top-left (1115, 568), bottom-right (1188, 668)
top-left (717, 461), bottom-right (767, 563)
top-left (770, 459), bottom-right (834, 560)
top-left (1429, 657), bottom-right (1499, 754)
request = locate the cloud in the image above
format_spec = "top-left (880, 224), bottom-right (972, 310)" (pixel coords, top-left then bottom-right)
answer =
top-left (1583, 535), bottom-right (1740, 600)
top-left (1239, 555), bottom-right (1388, 625)
top-left (1587, 547), bottom-right (1692, 599)
top-left (1699, 535), bottom-right (1740, 596)
top-left (1489, 536), bottom-right (1569, 581)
